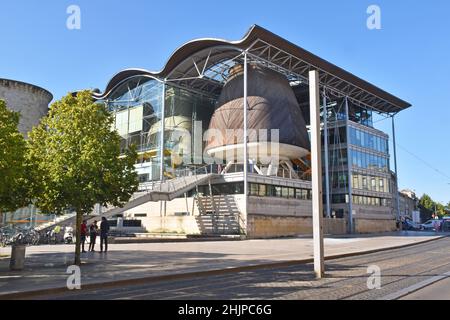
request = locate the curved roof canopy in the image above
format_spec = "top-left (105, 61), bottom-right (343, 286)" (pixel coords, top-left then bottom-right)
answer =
top-left (94, 25), bottom-right (411, 114)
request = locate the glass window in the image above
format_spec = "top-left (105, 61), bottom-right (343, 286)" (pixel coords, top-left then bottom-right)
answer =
top-left (258, 184), bottom-right (267, 197)
top-left (371, 178), bottom-right (376, 191)
top-left (356, 130), bottom-right (361, 146)
top-left (362, 177), bottom-right (368, 190)
top-left (350, 127), bottom-right (356, 145)
top-left (352, 150), bottom-right (358, 168)
top-left (368, 134), bottom-right (374, 150)
top-left (250, 184), bottom-right (259, 196)
top-left (275, 186), bottom-right (282, 197)
top-left (287, 188), bottom-right (295, 199)
top-left (353, 175), bottom-right (359, 189)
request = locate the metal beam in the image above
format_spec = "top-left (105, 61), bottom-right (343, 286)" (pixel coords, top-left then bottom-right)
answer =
top-left (344, 97), bottom-right (354, 234)
top-left (159, 81), bottom-right (166, 182)
top-left (323, 90), bottom-right (331, 218)
top-left (243, 52), bottom-right (249, 237)
top-left (392, 115), bottom-right (401, 224)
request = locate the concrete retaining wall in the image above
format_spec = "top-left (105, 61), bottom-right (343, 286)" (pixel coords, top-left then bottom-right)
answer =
top-left (247, 215), bottom-right (348, 239)
top-left (139, 216), bottom-right (201, 234)
top-left (123, 195), bottom-right (397, 237)
top-left (354, 219), bottom-right (397, 234)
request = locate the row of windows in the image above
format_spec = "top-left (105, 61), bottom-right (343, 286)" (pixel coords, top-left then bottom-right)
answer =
top-left (353, 195), bottom-right (391, 207)
top-left (352, 174), bottom-right (390, 193)
top-left (331, 171), bottom-right (349, 189)
top-left (197, 183), bottom-right (244, 196)
top-left (196, 182), bottom-right (313, 200)
top-left (332, 194), bottom-right (391, 207)
top-left (349, 127), bottom-right (388, 154)
top-left (350, 149), bottom-right (389, 172)
top-left (249, 183), bottom-right (312, 200)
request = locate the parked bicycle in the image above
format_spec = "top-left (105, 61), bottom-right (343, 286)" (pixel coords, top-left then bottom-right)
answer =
top-left (0, 226), bottom-right (41, 247)
top-left (40, 226), bottom-right (64, 244)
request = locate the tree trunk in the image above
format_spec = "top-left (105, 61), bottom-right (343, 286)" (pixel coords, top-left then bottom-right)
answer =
top-left (74, 210), bottom-right (83, 266)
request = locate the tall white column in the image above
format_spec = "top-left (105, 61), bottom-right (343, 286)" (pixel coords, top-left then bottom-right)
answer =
top-left (309, 70), bottom-right (325, 278)
top-left (243, 52), bottom-right (249, 237)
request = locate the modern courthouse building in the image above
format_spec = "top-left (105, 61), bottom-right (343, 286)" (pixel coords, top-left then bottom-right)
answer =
top-left (92, 25), bottom-right (411, 237)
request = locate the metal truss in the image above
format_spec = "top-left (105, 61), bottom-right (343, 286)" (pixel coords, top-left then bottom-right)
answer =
top-left (245, 39), bottom-right (398, 116)
top-left (162, 39), bottom-right (400, 116)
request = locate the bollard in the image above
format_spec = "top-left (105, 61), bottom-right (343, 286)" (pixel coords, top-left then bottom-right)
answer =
top-left (10, 244), bottom-right (26, 271)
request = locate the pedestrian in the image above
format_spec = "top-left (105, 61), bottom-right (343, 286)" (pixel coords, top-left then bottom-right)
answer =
top-left (100, 217), bottom-right (110, 253)
top-left (88, 221), bottom-right (98, 252)
top-left (80, 220), bottom-right (87, 253)
top-left (52, 225), bottom-right (62, 244)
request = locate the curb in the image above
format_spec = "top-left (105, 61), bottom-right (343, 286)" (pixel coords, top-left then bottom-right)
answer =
top-left (0, 235), bottom-right (446, 300)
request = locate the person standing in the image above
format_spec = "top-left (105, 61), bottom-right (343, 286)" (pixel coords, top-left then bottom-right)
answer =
top-left (88, 221), bottom-right (98, 252)
top-left (100, 217), bottom-right (110, 253)
top-left (80, 220), bottom-right (87, 253)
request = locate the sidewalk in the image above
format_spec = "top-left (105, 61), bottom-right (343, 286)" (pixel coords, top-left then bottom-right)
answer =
top-left (0, 231), bottom-right (445, 298)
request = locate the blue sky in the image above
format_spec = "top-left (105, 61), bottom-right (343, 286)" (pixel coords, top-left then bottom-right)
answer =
top-left (0, 0), bottom-right (449, 204)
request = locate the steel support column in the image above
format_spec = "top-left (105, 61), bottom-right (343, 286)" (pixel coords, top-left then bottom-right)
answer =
top-left (344, 97), bottom-right (354, 234)
top-left (323, 90), bottom-right (331, 218)
top-left (309, 70), bottom-right (325, 278)
top-left (243, 52), bottom-right (249, 237)
top-left (392, 115), bottom-right (401, 223)
top-left (160, 81), bottom-right (166, 181)
top-left (160, 81), bottom-right (166, 218)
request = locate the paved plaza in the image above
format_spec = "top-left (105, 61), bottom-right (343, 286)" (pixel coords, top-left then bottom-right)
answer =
top-left (0, 232), bottom-right (443, 298)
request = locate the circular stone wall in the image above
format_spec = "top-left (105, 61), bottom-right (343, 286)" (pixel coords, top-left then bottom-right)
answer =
top-left (0, 78), bottom-right (52, 135)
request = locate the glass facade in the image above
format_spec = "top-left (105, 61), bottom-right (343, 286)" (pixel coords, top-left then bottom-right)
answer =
top-left (324, 100), bottom-right (393, 213)
top-left (103, 76), bottom-right (164, 182)
top-left (349, 127), bottom-right (389, 153)
top-left (350, 149), bottom-right (389, 172)
top-left (164, 86), bottom-right (215, 177)
top-left (99, 76), bottom-right (395, 217)
top-left (101, 76), bottom-right (216, 181)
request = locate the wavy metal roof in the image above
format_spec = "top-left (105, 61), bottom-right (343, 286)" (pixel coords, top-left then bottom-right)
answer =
top-left (94, 25), bottom-right (411, 114)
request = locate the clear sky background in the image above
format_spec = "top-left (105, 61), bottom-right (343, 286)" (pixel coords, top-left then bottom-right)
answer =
top-left (0, 0), bottom-right (449, 204)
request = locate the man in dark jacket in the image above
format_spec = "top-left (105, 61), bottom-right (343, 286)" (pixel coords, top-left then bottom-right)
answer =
top-left (100, 217), bottom-right (110, 253)
top-left (80, 220), bottom-right (87, 253)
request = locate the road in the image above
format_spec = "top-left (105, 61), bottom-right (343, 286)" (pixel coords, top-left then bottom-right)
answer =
top-left (30, 237), bottom-right (450, 300)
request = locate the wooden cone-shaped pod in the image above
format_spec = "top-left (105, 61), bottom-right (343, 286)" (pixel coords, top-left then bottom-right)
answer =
top-left (205, 64), bottom-right (311, 162)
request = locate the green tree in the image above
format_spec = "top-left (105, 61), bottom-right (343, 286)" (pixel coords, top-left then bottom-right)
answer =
top-left (436, 203), bottom-right (446, 217)
top-left (419, 194), bottom-right (434, 211)
top-left (0, 100), bottom-right (31, 225)
top-left (27, 91), bottom-right (138, 265)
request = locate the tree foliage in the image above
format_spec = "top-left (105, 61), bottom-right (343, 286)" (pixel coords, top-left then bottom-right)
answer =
top-left (419, 194), bottom-right (448, 218)
top-left (27, 91), bottom-right (139, 264)
top-left (0, 100), bottom-right (31, 217)
top-left (419, 194), bottom-right (434, 211)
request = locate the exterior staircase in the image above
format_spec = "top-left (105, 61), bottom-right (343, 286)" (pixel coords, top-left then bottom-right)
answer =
top-left (36, 167), bottom-right (216, 231)
top-left (35, 213), bottom-right (77, 232)
top-left (87, 173), bottom-right (215, 224)
top-left (195, 195), bottom-right (243, 235)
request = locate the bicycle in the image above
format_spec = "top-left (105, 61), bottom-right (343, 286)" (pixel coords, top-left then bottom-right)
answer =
top-left (1, 226), bottom-right (41, 246)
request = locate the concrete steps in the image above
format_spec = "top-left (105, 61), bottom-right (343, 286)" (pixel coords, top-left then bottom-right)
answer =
top-left (87, 173), bottom-right (215, 226)
top-left (195, 195), bottom-right (242, 236)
